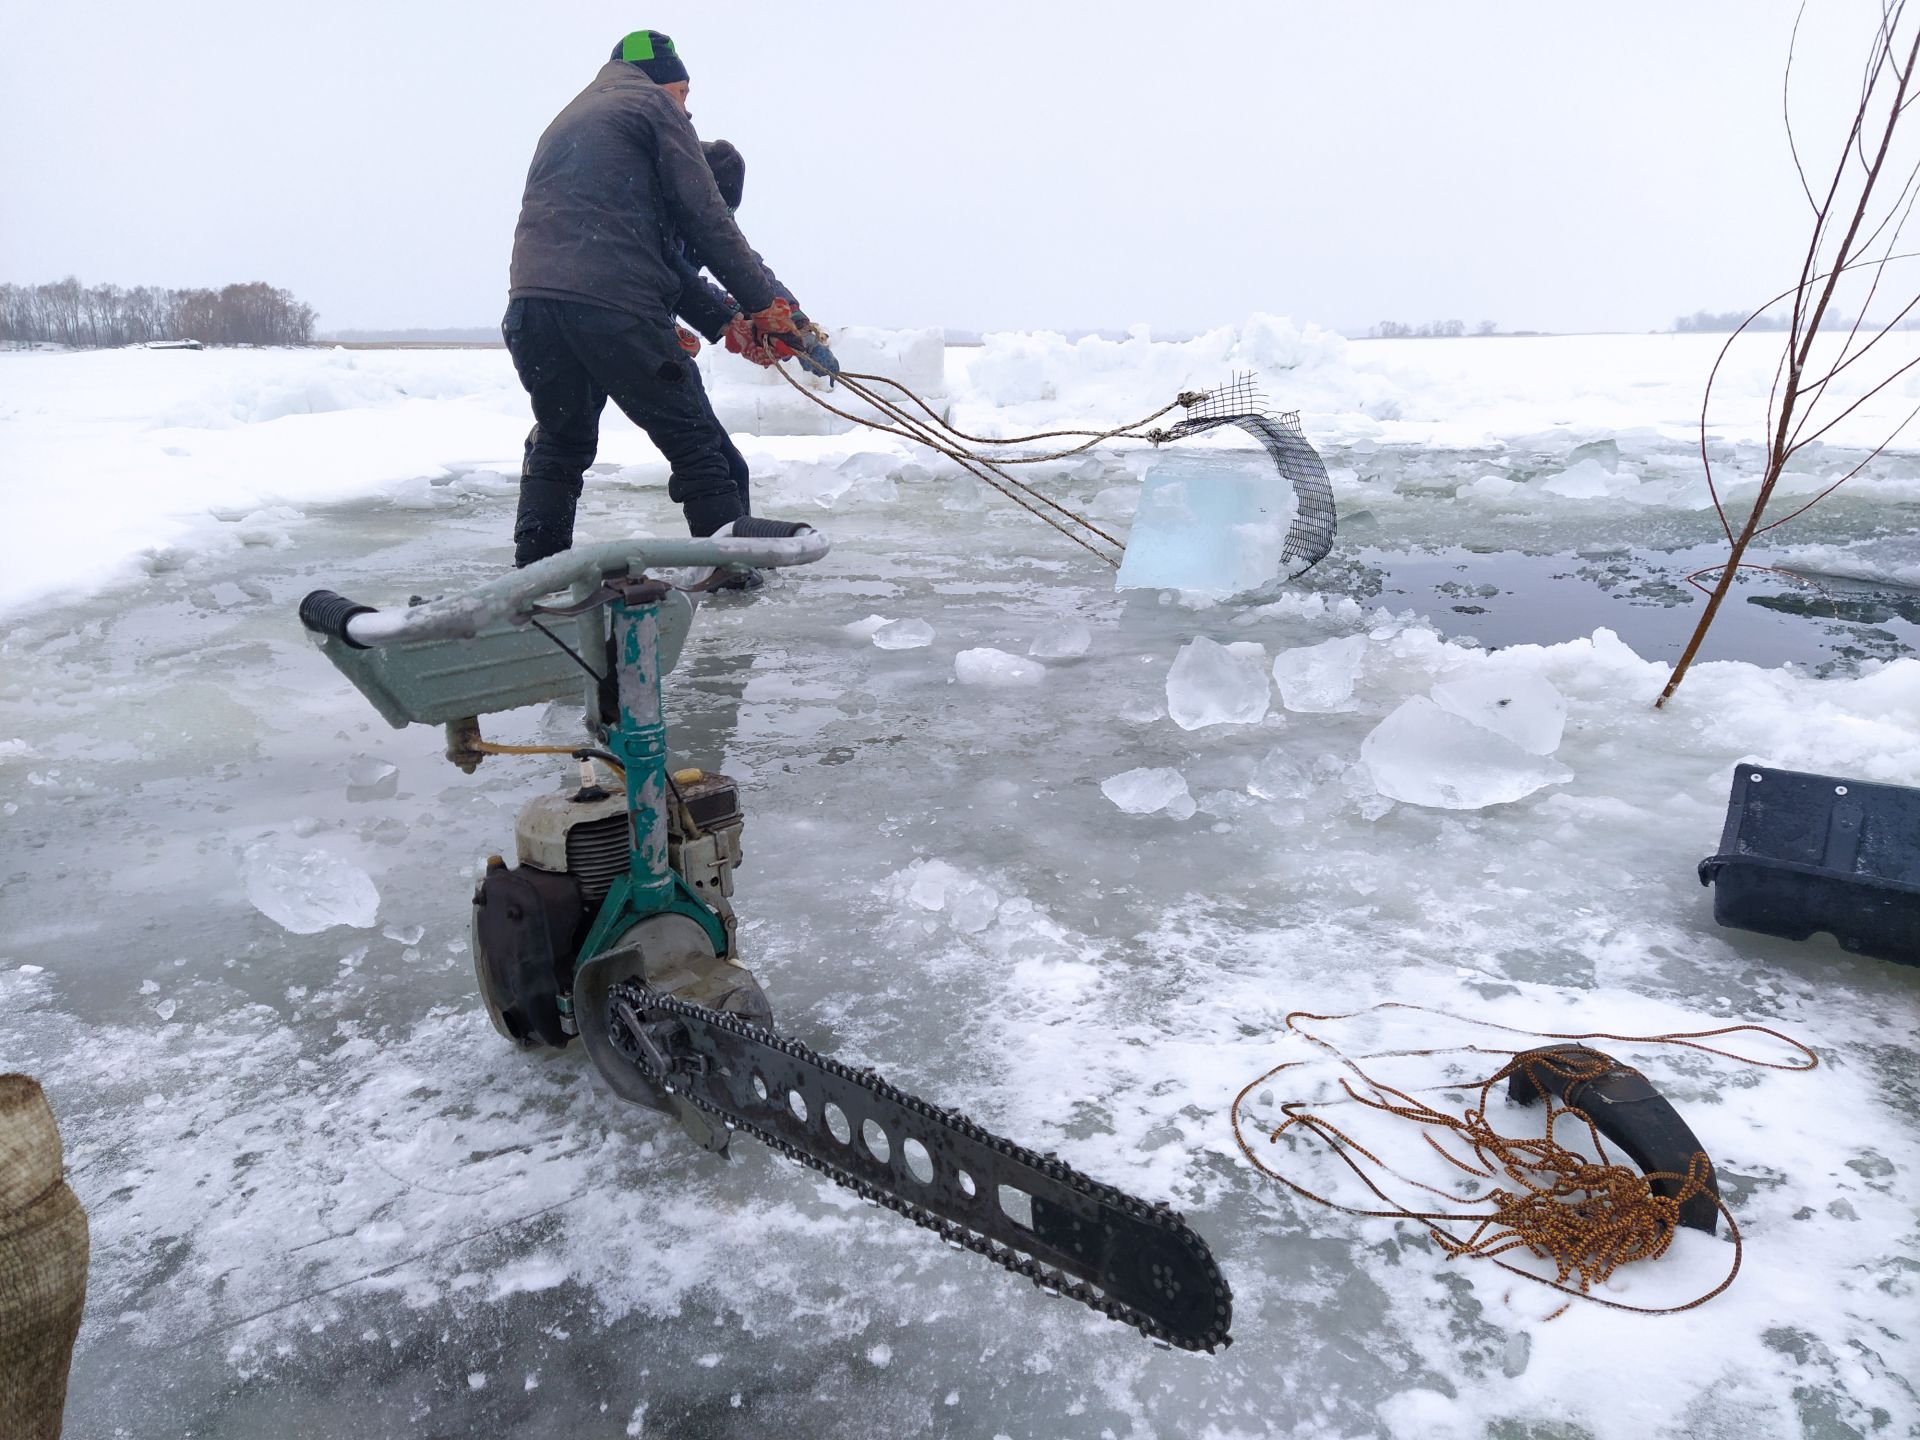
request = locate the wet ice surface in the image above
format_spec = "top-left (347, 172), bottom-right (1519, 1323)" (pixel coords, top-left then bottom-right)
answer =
top-left (1, 420), bottom-right (1918, 1438)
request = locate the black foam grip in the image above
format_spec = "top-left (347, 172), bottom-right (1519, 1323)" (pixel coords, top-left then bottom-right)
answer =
top-left (727, 516), bottom-right (814, 539)
top-left (1507, 1045), bottom-right (1721, 1234)
top-left (298, 589), bottom-right (376, 648)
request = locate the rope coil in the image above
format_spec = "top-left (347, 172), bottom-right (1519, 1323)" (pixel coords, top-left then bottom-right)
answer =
top-left (1231, 1004), bottom-right (1818, 1315)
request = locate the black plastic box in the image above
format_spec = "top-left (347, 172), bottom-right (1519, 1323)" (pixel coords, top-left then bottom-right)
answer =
top-left (1698, 764), bottom-right (1920, 966)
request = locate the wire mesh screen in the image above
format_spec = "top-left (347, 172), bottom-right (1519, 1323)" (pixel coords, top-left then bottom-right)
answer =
top-left (1159, 373), bottom-right (1338, 572)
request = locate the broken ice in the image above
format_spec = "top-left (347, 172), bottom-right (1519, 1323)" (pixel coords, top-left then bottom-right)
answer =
top-left (346, 754), bottom-right (399, 799)
top-left (872, 618), bottom-right (935, 650)
top-left (1101, 767), bottom-right (1197, 818)
top-left (241, 840), bottom-right (380, 933)
top-left (1165, 636), bottom-right (1270, 729)
top-left (1115, 451), bottom-right (1297, 597)
top-left (1029, 620), bottom-right (1092, 659)
top-left (1430, 670), bottom-right (1567, 755)
top-left (1272, 634), bottom-right (1367, 712)
top-left (955, 648), bottom-right (1045, 687)
top-left (1538, 457), bottom-right (1617, 498)
top-left (347, 755), bottom-right (397, 787)
top-left (1360, 696), bottom-right (1573, 809)
top-left (1247, 746), bottom-right (1318, 801)
top-left (900, 860), bottom-right (1002, 934)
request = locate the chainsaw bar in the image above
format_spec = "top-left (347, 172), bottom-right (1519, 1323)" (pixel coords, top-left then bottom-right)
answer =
top-left (605, 980), bottom-right (1232, 1352)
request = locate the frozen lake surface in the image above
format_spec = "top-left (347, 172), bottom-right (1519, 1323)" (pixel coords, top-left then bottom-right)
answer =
top-left (2, 330), bottom-right (1918, 1438)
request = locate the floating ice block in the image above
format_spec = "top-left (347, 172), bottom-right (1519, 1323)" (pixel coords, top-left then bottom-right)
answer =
top-left (1115, 450), bottom-right (1298, 597)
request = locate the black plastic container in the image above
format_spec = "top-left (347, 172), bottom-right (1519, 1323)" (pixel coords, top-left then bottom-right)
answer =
top-left (1698, 764), bottom-right (1920, 965)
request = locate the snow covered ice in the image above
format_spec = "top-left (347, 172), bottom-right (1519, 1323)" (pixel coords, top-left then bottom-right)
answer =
top-left (1164, 634), bottom-right (1270, 729)
top-left (2, 326), bottom-right (1917, 1439)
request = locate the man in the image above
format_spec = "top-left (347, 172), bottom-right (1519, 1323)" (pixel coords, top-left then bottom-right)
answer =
top-left (664, 139), bottom-right (839, 523)
top-left (675, 140), bottom-right (839, 385)
top-left (503, 30), bottom-right (821, 566)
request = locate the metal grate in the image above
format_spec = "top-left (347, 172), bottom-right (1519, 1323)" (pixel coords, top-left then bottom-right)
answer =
top-left (1158, 372), bottom-right (1337, 572)
top-left (565, 812), bottom-right (631, 902)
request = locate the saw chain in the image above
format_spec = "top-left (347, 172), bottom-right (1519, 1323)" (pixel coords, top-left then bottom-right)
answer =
top-left (605, 980), bottom-right (1232, 1352)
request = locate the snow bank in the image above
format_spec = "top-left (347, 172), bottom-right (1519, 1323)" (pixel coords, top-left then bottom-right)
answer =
top-left (8, 323), bottom-right (1920, 617)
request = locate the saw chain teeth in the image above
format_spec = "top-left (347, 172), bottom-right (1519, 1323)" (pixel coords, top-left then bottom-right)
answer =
top-left (604, 980), bottom-right (1232, 1353)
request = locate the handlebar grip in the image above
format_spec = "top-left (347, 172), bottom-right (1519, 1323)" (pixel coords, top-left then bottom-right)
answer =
top-left (1507, 1045), bottom-right (1720, 1234)
top-left (299, 589), bottom-right (376, 649)
top-left (724, 517), bottom-right (815, 540)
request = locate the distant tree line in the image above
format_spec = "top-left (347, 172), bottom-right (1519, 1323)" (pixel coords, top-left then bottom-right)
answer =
top-left (1672, 307), bottom-right (1920, 332)
top-left (1369, 319), bottom-right (1498, 338)
top-left (0, 277), bottom-right (317, 347)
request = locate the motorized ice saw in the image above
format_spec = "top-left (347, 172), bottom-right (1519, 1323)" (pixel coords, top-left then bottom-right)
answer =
top-left (296, 519), bottom-right (1231, 1352)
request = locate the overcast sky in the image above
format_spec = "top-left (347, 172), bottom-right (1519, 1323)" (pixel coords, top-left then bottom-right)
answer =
top-left (0, 1), bottom-right (1883, 335)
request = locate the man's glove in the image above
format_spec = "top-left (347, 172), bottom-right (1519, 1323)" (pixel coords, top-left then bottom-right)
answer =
top-left (797, 339), bottom-right (840, 379)
top-left (722, 296), bottom-right (835, 374)
top-left (721, 310), bottom-right (777, 368)
top-left (675, 324), bottom-right (702, 357)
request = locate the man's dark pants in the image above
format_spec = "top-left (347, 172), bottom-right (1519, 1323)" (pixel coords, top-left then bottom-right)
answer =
top-left (503, 297), bottom-right (750, 566)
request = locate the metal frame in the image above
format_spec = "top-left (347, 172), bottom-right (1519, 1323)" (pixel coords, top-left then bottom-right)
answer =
top-left (573, 578), bottom-right (730, 970)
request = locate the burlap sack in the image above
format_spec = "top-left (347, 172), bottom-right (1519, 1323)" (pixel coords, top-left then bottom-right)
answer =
top-left (1, 1075), bottom-right (88, 1440)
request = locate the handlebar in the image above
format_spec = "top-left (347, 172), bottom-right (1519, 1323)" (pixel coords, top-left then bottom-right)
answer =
top-left (299, 520), bottom-right (827, 649)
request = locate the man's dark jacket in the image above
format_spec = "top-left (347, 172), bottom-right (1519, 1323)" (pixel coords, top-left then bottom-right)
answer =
top-left (510, 62), bottom-right (778, 322)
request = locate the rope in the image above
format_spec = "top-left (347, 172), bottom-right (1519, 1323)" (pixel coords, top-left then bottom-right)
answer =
top-left (471, 740), bottom-right (603, 761)
top-left (1230, 1004), bottom-right (1818, 1316)
top-left (470, 740), bottom-right (626, 781)
top-left (767, 354), bottom-right (1203, 568)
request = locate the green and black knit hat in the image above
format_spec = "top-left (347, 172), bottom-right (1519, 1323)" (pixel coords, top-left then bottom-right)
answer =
top-left (611, 30), bottom-right (688, 85)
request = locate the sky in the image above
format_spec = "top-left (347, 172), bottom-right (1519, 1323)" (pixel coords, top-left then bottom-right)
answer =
top-left (0, 1), bottom-right (1888, 336)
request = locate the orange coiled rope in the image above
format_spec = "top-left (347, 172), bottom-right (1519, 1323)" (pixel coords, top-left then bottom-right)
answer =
top-left (1231, 1004), bottom-right (1818, 1315)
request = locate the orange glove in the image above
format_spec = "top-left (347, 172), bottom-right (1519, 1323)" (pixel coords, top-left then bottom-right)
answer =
top-left (750, 297), bottom-right (800, 338)
top-left (722, 311), bottom-right (777, 367)
top-left (722, 297), bottom-right (826, 368)
top-left (675, 324), bottom-right (701, 357)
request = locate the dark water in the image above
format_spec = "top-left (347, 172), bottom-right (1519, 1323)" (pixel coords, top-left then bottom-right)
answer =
top-left (1305, 544), bottom-right (1920, 672)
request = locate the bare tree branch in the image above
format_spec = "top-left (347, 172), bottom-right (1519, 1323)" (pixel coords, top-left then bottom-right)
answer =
top-left (1658, 11), bottom-right (1920, 708)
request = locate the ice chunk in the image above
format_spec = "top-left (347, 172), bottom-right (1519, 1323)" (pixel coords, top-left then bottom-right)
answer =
top-left (1165, 636), bottom-right (1270, 729)
top-left (347, 755), bottom-right (398, 787)
top-left (1566, 438), bottom-right (1620, 469)
top-left (382, 922), bottom-right (426, 946)
top-left (780, 461), bottom-right (855, 509)
top-left (899, 860), bottom-right (1001, 933)
top-left (1538, 458), bottom-right (1614, 498)
top-left (1272, 635), bottom-right (1367, 712)
top-left (872, 618), bottom-right (934, 650)
top-left (842, 614), bottom-right (892, 639)
top-left (242, 840), bottom-right (380, 933)
top-left (1247, 746), bottom-right (1314, 800)
top-left (1458, 474), bottom-right (1520, 502)
top-left (1028, 620), bottom-right (1092, 659)
top-left (1430, 670), bottom-right (1567, 754)
top-left (1360, 696), bottom-right (1572, 809)
top-left (1101, 767), bottom-right (1197, 819)
top-left (1115, 452), bottom-right (1298, 596)
top-left (955, 648), bottom-right (1045, 687)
